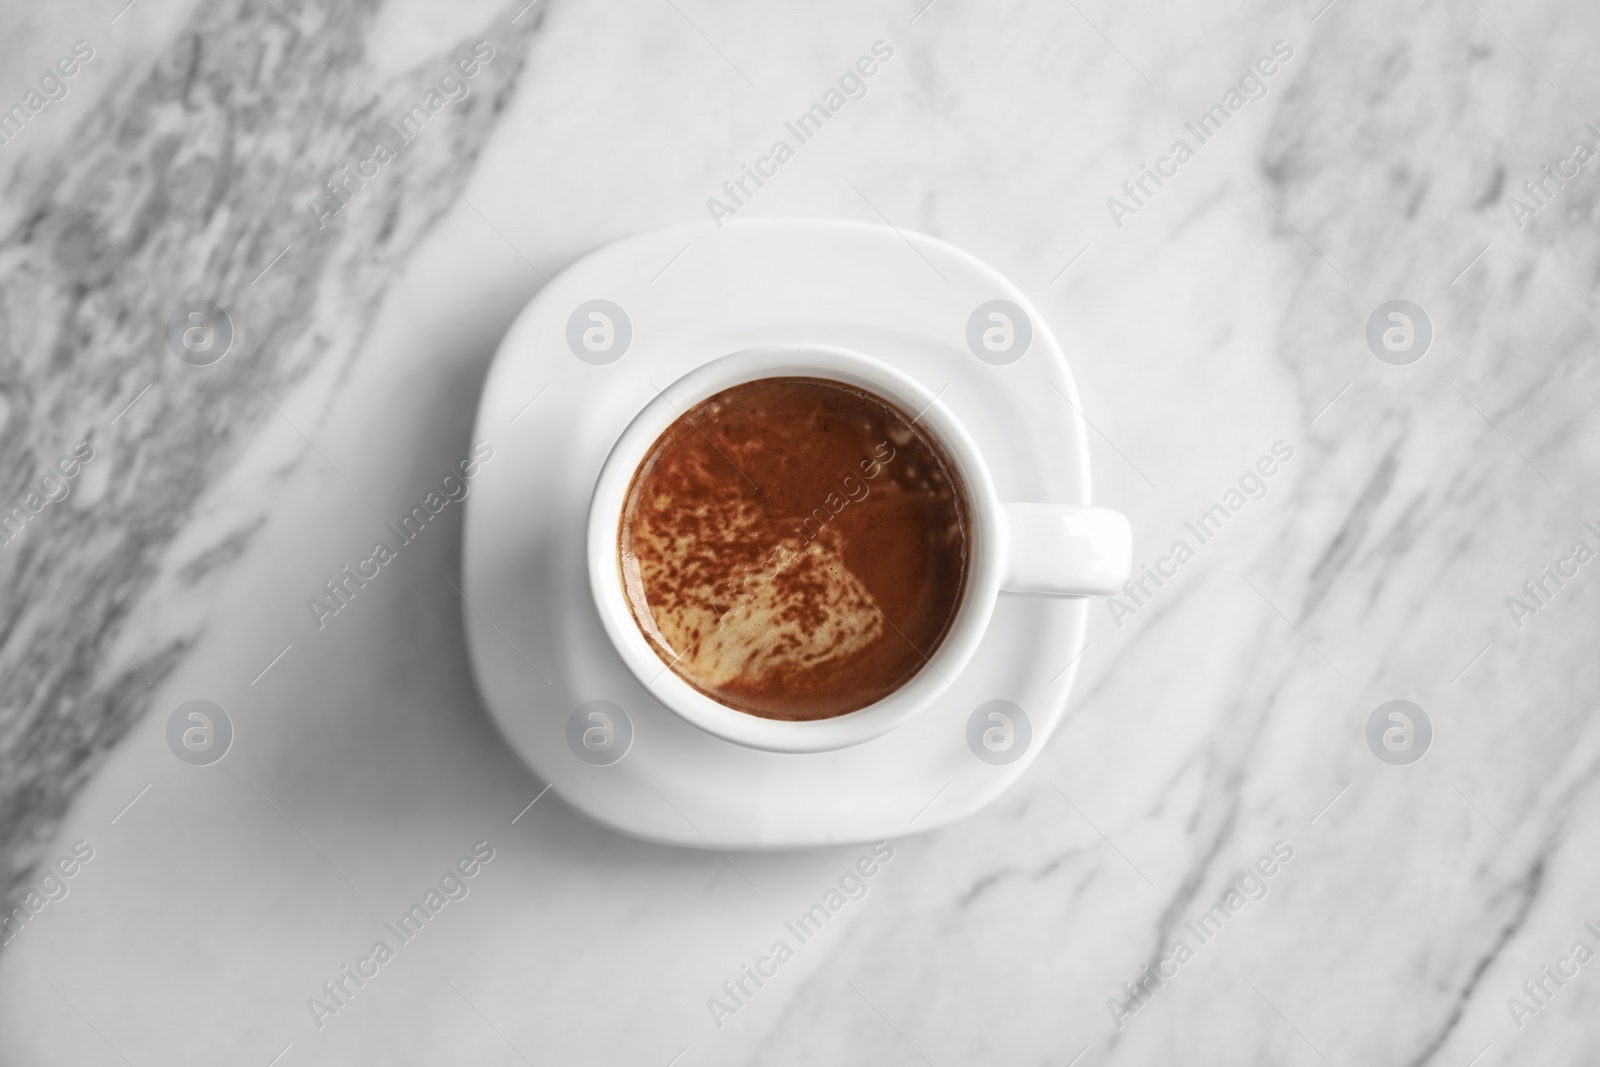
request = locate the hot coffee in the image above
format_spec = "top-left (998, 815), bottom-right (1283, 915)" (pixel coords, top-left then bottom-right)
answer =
top-left (618, 377), bottom-right (970, 720)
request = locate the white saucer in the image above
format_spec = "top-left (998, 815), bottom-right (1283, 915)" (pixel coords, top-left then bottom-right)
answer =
top-left (462, 219), bottom-right (1095, 849)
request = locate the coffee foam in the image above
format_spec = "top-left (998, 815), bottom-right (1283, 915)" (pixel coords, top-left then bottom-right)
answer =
top-left (624, 521), bottom-right (885, 690)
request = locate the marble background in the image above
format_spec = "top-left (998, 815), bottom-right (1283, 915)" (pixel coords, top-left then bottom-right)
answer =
top-left (2, 0), bottom-right (1598, 1063)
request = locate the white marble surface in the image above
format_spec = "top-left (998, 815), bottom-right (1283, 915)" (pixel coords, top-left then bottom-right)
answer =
top-left (2, 0), bottom-right (1600, 1064)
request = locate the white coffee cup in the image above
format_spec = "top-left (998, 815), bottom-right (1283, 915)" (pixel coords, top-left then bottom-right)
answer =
top-left (587, 344), bottom-right (1130, 753)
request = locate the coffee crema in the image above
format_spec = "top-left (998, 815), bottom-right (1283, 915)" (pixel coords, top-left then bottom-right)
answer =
top-left (618, 377), bottom-right (970, 721)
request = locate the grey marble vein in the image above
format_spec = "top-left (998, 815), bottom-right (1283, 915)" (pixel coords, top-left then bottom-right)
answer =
top-left (0, 0), bottom-right (542, 914)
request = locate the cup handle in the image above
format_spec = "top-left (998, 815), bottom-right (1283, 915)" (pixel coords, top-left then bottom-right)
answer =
top-left (1000, 503), bottom-right (1131, 596)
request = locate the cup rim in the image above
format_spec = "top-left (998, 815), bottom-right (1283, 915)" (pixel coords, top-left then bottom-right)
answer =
top-left (586, 344), bottom-right (1005, 753)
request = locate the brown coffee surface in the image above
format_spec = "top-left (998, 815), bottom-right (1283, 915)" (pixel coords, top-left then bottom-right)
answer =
top-left (619, 377), bottom-right (970, 720)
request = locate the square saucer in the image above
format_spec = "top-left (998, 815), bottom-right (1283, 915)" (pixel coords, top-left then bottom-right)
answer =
top-left (462, 219), bottom-right (1094, 848)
